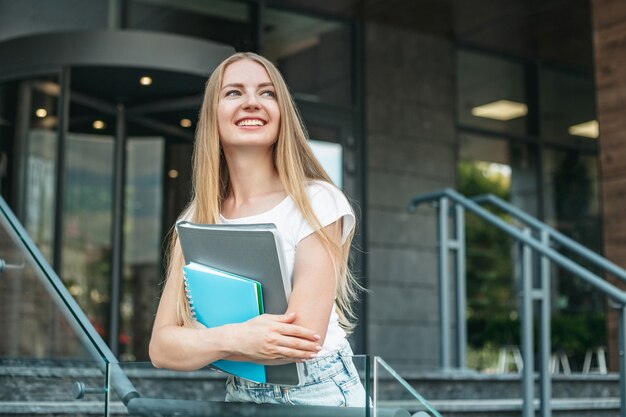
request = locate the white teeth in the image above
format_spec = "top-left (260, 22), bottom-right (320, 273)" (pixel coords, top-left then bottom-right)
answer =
top-left (237, 119), bottom-right (265, 126)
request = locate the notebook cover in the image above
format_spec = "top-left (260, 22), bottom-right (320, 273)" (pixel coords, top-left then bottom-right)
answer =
top-left (183, 262), bottom-right (266, 383)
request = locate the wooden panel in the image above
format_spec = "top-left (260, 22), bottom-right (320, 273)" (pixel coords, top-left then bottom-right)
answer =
top-left (598, 111), bottom-right (626, 178)
top-left (592, 0), bottom-right (626, 31)
top-left (592, 0), bottom-right (626, 372)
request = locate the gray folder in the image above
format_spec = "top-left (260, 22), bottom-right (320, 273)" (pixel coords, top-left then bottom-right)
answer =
top-left (176, 221), bottom-right (304, 386)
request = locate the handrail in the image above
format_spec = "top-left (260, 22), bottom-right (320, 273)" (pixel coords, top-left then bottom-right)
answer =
top-left (127, 398), bottom-right (409, 417)
top-left (472, 193), bottom-right (626, 284)
top-left (409, 187), bottom-right (626, 417)
top-left (409, 188), bottom-right (626, 304)
top-left (0, 196), bottom-right (140, 405)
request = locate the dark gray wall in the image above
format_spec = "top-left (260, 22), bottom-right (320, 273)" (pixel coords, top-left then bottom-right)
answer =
top-left (365, 22), bottom-right (456, 370)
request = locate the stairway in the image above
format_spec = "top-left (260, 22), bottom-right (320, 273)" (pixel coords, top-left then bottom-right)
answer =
top-left (380, 371), bottom-right (619, 417)
top-left (1, 359), bottom-right (619, 416)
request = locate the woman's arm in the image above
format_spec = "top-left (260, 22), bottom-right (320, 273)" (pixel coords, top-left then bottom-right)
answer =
top-left (149, 240), bottom-right (322, 371)
top-left (286, 221), bottom-right (343, 346)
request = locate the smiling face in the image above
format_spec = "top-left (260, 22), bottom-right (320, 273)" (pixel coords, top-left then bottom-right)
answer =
top-left (217, 59), bottom-right (280, 151)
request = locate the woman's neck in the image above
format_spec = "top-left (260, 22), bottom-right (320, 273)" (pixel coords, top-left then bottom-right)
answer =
top-left (223, 147), bottom-right (283, 205)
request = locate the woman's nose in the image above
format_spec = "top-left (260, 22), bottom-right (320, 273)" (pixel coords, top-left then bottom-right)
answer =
top-left (242, 93), bottom-right (260, 109)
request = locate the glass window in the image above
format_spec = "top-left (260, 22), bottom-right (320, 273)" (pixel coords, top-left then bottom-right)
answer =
top-left (10, 76), bottom-right (61, 263)
top-left (459, 133), bottom-right (538, 215)
top-left (63, 109), bottom-right (114, 343)
top-left (120, 136), bottom-right (164, 361)
top-left (309, 140), bottom-right (343, 188)
top-left (263, 8), bottom-right (352, 107)
top-left (542, 148), bottom-right (600, 244)
top-left (128, 0), bottom-right (254, 51)
top-left (457, 50), bottom-right (528, 136)
top-left (540, 67), bottom-right (597, 148)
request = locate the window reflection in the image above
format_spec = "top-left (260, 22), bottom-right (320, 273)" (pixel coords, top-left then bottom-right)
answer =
top-left (121, 137), bottom-right (164, 361)
top-left (540, 68), bottom-right (597, 147)
top-left (457, 50), bottom-right (527, 135)
top-left (309, 139), bottom-right (343, 188)
top-left (264, 8), bottom-right (352, 107)
top-left (62, 128), bottom-right (114, 342)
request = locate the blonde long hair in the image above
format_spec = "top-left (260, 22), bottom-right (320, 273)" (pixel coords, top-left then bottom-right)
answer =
top-left (167, 52), bottom-right (360, 334)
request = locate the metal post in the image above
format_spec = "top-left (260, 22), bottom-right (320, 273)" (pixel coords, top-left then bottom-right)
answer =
top-left (539, 230), bottom-right (551, 417)
top-left (618, 304), bottom-right (626, 417)
top-left (438, 197), bottom-right (451, 370)
top-left (455, 204), bottom-right (466, 369)
top-left (109, 104), bottom-right (126, 356)
top-left (520, 228), bottom-right (534, 417)
top-left (104, 362), bottom-right (111, 417)
top-left (373, 357), bottom-right (379, 417)
top-left (53, 68), bottom-right (70, 274)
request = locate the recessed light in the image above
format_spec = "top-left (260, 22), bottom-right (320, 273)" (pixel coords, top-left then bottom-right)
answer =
top-left (139, 76), bottom-right (152, 86)
top-left (168, 169), bottom-right (179, 179)
top-left (35, 108), bottom-right (48, 118)
top-left (93, 120), bottom-right (106, 130)
top-left (180, 118), bottom-right (192, 128)
top-left (568, 120), bottom-right (599, 139)
top-left (471, 100), bottom-right (528, 121)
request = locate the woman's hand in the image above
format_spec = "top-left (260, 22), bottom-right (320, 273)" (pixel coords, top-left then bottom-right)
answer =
top-left (227, 312), bottom-right (322, 362)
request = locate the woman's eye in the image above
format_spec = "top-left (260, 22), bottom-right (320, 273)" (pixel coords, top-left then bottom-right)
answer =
top-left (225, 90), bottom-right (241, 97)
top-left (261, 90), bottom-right (275, 98)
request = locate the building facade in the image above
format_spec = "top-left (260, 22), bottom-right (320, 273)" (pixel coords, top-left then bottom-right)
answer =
top-left (0, 0), bottom-right (620, 372)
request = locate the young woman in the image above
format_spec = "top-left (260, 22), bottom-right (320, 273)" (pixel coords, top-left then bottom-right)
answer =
top-left (149, 52), bottom-right (365, 407)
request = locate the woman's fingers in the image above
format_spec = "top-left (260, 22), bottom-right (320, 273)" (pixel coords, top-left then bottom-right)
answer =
top-left (262, 313), bottom-right (321, 341)
top-left (273, 345), bottom-right (319, 360)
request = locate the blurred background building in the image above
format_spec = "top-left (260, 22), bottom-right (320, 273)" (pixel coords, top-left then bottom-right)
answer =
top-left (0, 0), bottom-right (624, 375)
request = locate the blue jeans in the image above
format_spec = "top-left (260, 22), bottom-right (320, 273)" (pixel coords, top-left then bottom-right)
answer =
top-left (225, 341), bottom-right (366, 407)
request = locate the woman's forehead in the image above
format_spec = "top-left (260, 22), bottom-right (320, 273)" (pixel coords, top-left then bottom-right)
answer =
top-left (221, 59), bottom-right (272, 86)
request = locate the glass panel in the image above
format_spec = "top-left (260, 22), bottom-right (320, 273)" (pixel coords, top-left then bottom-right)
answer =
top-left (14, 77), bottom-right (61, 263)
top-left (458, 133), bottom-right (540, 370)
top-left (0, 83), bottom-right (12, 198)
top-left (540, 67), bottom-right (597, 147)
top-left (542, 148), bottom-right (605, 367)
top-left (120, 138), bottom-right (164, 361)
top-left (128, 0), bottom-right (254, 50)
top-left (264, 8), bottom-right (353, 107)
top-left (309, 139), bottom-right (343, 188)
top-left (0, 198), bottom-right (112, 416)
top-left (457, 50), bottom-right (527, 135)
top-left (63, 98), bottom-right (115, 344)
top-left (374, 356), bottom-right (442, 417)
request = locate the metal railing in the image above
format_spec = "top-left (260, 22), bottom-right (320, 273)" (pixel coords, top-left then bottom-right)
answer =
top-left (408, 188), bottom-right (626, 417)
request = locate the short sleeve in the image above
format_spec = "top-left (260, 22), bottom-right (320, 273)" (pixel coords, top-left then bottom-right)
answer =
top-left (296, 181), bottom-right (355, 245)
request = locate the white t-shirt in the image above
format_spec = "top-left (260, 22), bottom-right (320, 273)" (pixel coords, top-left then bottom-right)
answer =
top-left (218, 180), bottom-right (355, 356)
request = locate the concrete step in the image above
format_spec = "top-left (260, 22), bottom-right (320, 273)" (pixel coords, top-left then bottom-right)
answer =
top-left (392, 371), bottom-right (619, 400)
top-left (383, 398), bottom-right (620, 417)
top-left (1, 360), bottom-right (620, 417)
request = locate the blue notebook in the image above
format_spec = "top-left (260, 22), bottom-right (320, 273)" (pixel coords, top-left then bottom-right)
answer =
top-left (182, 262), bottom-right (266, 383)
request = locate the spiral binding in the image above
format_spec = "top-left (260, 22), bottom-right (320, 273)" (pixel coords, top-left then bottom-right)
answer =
top-left (183, 272), bottom-right (197, 319)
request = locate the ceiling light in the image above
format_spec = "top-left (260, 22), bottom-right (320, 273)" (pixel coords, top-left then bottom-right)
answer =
top-left (35, 108), bottom-right (48, 118)
top-left (139, 76), bottom-right (152, 86)
top-left (180, 118), bottom-right (192, 128)
top-left (471, 100), bottom-right (528, 121)
top-left (168, 169), bottom-right (179, 179)
top-left (93, 120), bottom-right (106, 130)
top-left (568, 120), bottom-right (599, 139)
